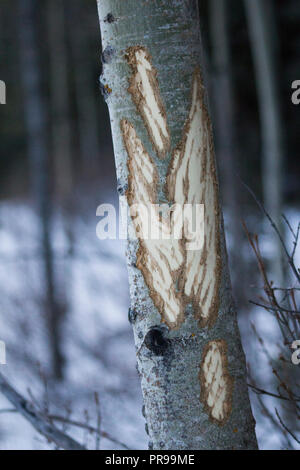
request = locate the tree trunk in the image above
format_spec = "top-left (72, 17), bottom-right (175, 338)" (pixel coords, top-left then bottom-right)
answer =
top-left (244, 0), bottom-right (284, 285)
top-left (47, 0), bottom-right (73, 205)
top-left (18, 0), bottom-right (64, 380)
top-left (47, 0), bottom-right (74, 301)
top-left (209, 0), bottom-right (245, 308)
top-left (68, 0), bottom-right (101, 179)
top-left (96, 0), bottom-right (257, 450)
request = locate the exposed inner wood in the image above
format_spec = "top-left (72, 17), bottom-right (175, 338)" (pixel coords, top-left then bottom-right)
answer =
top-left (126, 46), bottom-right (171, 159)
top-left (166, 69), bottom-right (221, 328)
top-left (199, 340), bottom-right (233, 424)
top-left (122, 47), bottom-right (221, 330)
top-left (121, 119), bottom-right (184, 327)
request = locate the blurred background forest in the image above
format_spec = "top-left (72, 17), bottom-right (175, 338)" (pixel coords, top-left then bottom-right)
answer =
top-left (0, 0), bottom-right (299, 450)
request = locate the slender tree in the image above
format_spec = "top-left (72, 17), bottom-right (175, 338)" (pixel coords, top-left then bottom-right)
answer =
top-left (47, 0), bottom-right (73, 206)
top-left (244, 0), bottom-right (284, 285)
top-left (47, 0), bottom-right (74, 309)
top-left (68, 0), bottom-right (101, 178)
top-left (96, 0), bottom-right (257, 449)
top-left (18, 0), bottom-right (64, 379)
top-left (209, 0), bottom-right (245, 307)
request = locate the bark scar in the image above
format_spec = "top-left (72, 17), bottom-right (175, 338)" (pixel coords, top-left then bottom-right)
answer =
top-left (199, 340), bottom-right (233, 425)
top-left (125, 46), bottom-right (171, 159)
top-left (121, 47), bottom-right (221, 330)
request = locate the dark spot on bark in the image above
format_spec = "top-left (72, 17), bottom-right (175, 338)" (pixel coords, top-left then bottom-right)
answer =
top-left (148, 441), bottom-right (153, 450)
top-left (99, 76), bottom-right (112, 101)
top-left (144, 326), bottom-right (170, 356)
top-left (117, 180), bottom-right (128, 195)
top-left (135, 362), bottom-right (141, 377)
top-left (160, 441), bottom-right (165, 448)
top-left (128, 307), bottom-right (137, 324)
top-left (138, 331), bottom-right (143, 340)
top-left (145, 423), bottom-right (149, 435)
top-left (142, 404), bottom-right (146, 418)
top-left (102, 45), bottom-right (115, 64)
top-left (104, 13), bottom-right (115, 23)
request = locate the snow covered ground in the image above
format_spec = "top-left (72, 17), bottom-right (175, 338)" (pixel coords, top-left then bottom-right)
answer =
top-left (0, 201), bottom-right (146, 450)
top-left (0, 201), bottom-right (298, 449)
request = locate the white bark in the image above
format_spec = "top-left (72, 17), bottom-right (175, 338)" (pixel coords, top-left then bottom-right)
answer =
top-left (96, 0), bottom-right (257, 450)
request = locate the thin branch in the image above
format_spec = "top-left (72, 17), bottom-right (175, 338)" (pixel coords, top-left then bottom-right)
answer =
top-left (249, 286), bottom-right (300, 291)
top-left (94, 392), bottom-right (101, 450)
top-left (0, 405), bottom-right (129, 450)
top-left (248, 384), bottom-right (300, 403)
top-left (275, 408), bottom-right (300, 445)
top-left (0, 408), bottom-right (17, 414)
top-left (0, 372), bottom-right (85, 450)
top-left (241, 180), bottom-right (300, 283)
top-left (48, 415), bottom-right (130, 450)
top-left (249, 300), bottom-right (300, 315)
top-left (282, 214), bottom-right (297, 240)
top-left (256, 394), bottom-right (293, 449)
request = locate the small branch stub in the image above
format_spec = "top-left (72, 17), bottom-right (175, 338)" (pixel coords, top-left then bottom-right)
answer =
top-left (144, 326), bottom-right (170, 356)
top-left (104, 13), bottom-right (116, 23)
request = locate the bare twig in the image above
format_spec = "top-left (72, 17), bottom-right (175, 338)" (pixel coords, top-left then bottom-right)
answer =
top-left (94, 392), bottom-right (101, 450)
top-left (256, 394), bottom-right (293, 448)
top-left (244, 205), bottom-right (300, 447)
top-left (48, 414), bottom-right (130, 450)
top-left (0, 408), bottom-right (17, 414)
top-left (0, 372), bottom-right (86, 450)
top-left (249, 300), bottom-right (300, 315)
top-left (0, 405), bottom-right (130, 450)
top-left (241, 180), bottom-right (300, 283)
top-left (248, 383), bottom-right (300, 402)
top-left (276, 409), bottom-right (300, 445)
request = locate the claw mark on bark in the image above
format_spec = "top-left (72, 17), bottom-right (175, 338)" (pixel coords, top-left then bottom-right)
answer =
top-left (121, 118), bottom-right (184, 327)
top-left (128, 307), bottom-right (138, 324)
top-left (125, 46), bottom-right (171, 159)
top-left (121, 51), bottom-right (221, 329)
top-left (200, 340), bottom-right (233, 425)
top-left (166, 69), bottom-right (221, 328)
top-left (104, 13), bottom-right (116, 23)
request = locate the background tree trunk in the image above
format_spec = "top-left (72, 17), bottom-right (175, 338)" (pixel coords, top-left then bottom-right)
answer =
top-left (47, 0), bottom-right (74, 308)
top-left (244, 0), bottom-right (284, 285)
top-left (47, 0), bottom-right (73, 206)
top-left (68, 0), bottom-right (101, 180)
top-left (96, 0), bottom-right (257, 450)
top-left (18, 0), bottom-right (64, 380)
top-left (209, 0), bottom-right (246, 308)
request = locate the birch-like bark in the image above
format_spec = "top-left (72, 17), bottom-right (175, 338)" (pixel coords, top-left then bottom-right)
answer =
top-left (244, 0), bottom-right (284, 285)
top-left (96, 0), bottom-right (257, 450)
